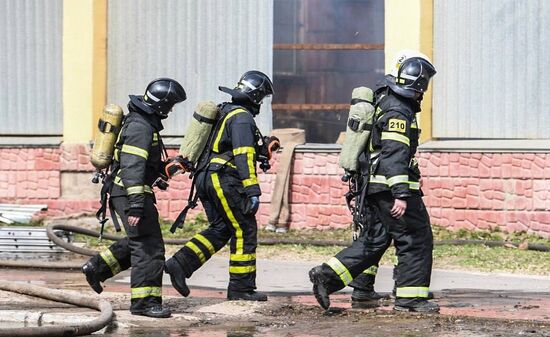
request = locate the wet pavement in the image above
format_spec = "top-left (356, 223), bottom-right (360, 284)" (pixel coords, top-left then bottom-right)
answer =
top-left (0, 258), bottom-right (549, 336)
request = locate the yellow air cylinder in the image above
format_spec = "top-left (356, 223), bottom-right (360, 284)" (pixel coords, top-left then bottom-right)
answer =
top-left (91, 104), bottom-right (124, 170)
top-left (338, 87), bottom-right (375, 173)
top-left (179, 101), bottom-right (219, 164)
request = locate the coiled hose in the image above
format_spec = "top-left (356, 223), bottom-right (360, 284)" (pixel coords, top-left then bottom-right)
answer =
top-left (0, 280), bottom-right (113, 337)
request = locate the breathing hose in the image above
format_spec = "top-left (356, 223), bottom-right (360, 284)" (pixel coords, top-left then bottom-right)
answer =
top-left (0, 280), bottom-right (113, 337)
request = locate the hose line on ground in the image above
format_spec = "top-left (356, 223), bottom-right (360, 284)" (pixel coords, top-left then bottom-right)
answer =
top-left (0, 280), bottom-right (113, 337)
top-left (47, 223), bottom-right (550, 256)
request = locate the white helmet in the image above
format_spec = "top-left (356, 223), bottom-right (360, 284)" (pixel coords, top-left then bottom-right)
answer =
top-left (386, 49), bottom-right (437, 98)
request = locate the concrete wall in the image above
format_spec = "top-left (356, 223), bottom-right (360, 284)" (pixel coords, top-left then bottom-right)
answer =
top-left (1, 146), bottom-right (549, 238)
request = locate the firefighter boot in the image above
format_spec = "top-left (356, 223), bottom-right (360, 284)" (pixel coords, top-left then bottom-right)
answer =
top-left (394, 298), bottom-right (440, 313)
top-left (350, 274), bottom-right (388, 308)
top-left (227, 290), bottom-right (268, 301)
top-left (309, 265), bottom-right (331, 310)
top-left (165, 257), bottom-right (190, 297)
top-left (132, 305), bottom-right (172, 318)
top-left (82, 260), bottom-right (103, 294)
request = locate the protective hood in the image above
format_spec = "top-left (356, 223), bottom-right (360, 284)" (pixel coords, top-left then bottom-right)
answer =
top-left (128, 95), bottom-right (156, 115)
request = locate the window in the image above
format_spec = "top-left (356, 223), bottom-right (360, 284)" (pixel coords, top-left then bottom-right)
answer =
top-left (273, 0), bottom-right (385, 143)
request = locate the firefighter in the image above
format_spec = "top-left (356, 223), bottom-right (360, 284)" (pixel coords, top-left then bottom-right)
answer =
top-left (81, 78), bottom-right (187, 318)
top-left (309, 50), bottom-right (439, 313)
top-left (165, 70), bottom-right (274, 301)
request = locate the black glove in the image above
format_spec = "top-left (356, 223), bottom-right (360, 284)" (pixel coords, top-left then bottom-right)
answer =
top-left (243, 196), bottom-right (260, 215)
top-left (162, 155), bottom-right (192, 179)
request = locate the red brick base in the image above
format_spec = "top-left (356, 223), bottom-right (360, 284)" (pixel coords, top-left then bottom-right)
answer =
top-left (1, 144), bottom-right (549, 237)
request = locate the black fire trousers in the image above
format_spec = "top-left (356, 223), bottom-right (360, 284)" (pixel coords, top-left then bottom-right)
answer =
top-left (318, 192), bottom-right (433, 305)
top-left (172, 170), bottom-right (259, 291)
top-left (89, 194), bottom-right (165, 312)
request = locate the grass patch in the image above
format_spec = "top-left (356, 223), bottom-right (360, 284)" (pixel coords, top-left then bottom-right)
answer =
top-left (69, 213), bottom-right (550, 276)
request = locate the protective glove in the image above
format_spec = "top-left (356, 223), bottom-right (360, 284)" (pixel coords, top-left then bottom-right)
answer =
top-left (243, 196), bottom-right (260, 215)
top-left (162, 155), bottom-right (193, 179)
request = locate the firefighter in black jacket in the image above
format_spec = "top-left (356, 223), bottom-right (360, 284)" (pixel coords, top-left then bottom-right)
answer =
top-left (165, 71), bottom-right (274, 301)
top-left (82, 78), bottom-right (187, 318)
top-left (309, 50), bottom-right (439, 313)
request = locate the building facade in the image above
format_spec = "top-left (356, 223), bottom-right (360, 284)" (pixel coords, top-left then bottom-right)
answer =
top-left (0, 0), bottom-right (548, 237)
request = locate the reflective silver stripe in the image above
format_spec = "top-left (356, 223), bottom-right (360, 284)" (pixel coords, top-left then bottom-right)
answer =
top-left (381, 131), bottom-right (410, 146)
top-left (369, 175), bottom-right (420, 190)
top-left (126, 185), bottom-right (145, 195)
top-left (240, 79), bottom-right (257, 90)
top-left (131, 286), bottom-right (162, 299)
top-left (395, 286), bottom-right (429, 298)
top-left (409, 182), bottom-right (420, 190)
top-left (369, 175), bottom-right (388, 185)
top-left (387, 175), bottom-right (409, 187)
top-left (100, 249), bottom-right (121, 275)
top-left (121, 144), bottom-right (149, 159)
top-left (326, 257), bottom-right (353, 285)
top-left (145, 90), bottom-right (160, 102)
top-left (370, 151), bottom-right (381, 159)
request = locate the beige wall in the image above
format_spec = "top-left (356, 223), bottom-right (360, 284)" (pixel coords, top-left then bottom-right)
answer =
top-left (63, 0), bottom-right (107, 143)
top-left (385, 0), bottom-right (434, 142)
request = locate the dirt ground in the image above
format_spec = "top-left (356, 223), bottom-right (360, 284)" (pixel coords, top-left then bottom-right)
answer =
top-left (1, 267), bottom-right (549, 337)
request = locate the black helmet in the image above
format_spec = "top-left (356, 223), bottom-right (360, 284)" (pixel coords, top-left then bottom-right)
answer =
top-left (386, 50), bottom-right (436, 99)
top-left (129, 78), bottom-right (187, 119)
top-left (219, 70), bottom-right (274, 105)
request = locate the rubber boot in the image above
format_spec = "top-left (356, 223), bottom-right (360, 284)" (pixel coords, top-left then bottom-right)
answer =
top-left (227, 290), bottom-right (268, 301)
top-left (131, 305), bottom-right (172, 318)
top-left (165, 257), bottom-right (190, 297)
top-left (350, 274), bottom-right (387, 308)
top-left (82, 260), bottom-right (103, 294)
top-left (394, 299), bottom-right (440, 313)
top-left (308, 265), bottom-right (331, 310)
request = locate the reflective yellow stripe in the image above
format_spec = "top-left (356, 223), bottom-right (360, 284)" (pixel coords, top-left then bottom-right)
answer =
top-left (409, 182), bottom-right (420, 190)
top-left (114, 148), bottom-right (120, 161)
top-left (213, 109), bottom-right (247, 153)
top-left (113, 176), bottom-right (124, 187)
top-left (369, 175), bottom-right (419, 190)
top-left (395, 286), bottom-right (430, 298)
top-left (363, 265), bottom-right (378, 276)
top-left (121, 144), bottom-right (149, 159)
top-left (233, 147), bottom-right (258, 188)
top-left (211, 173), bottom-right (243, 254)
top-left (369, 175), bottom-right (389, 185)
top-left (195, 234), bottom-right (215, 255)
top-left (131, 286), bottom-right (162, 299)
top-left (209, 157), bottom-right (237, 169)
top-left (230, 253), bottom-right (256, 262)
top-left (153, 133), bottom-right (158, 141)
top-left (126, 185), bottom-right (145, 195)
top-left (113, 177), bottom-right (153, 193)
top-left (326, 257), bottom-right (353, 285)
top-left (229, 265), bottom-right (256, 274)
top-left (185, 241), bottom-right (206, 264)
top-left (232, 146), bottom-right (255, 156)
top-left (242, 177), bottom-right (258, 187)
top-left (387, 175), bottom-right (409, 187)
top-left (381, 131), bottom-right (410, 146)
top-left (100, 249), bottom-right (121, 275)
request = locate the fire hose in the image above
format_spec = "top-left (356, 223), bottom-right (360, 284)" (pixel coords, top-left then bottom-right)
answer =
top-left (0, 280), bottom-right (113, 337)
top-left (0, 222), bottom-right (548, 337)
